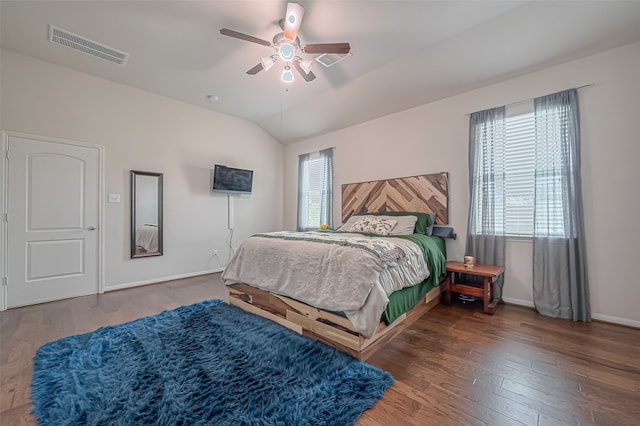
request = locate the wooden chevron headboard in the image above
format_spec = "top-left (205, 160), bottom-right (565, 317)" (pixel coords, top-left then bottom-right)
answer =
top-left (341, 172), bottom-right (449, 225)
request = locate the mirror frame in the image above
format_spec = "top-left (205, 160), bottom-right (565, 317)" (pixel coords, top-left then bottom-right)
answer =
top-left (130, 170), bottom-right (163, 258)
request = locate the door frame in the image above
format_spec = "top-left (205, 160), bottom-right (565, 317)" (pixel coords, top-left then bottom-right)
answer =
top-left (0, 131), bottom-right (105, 311)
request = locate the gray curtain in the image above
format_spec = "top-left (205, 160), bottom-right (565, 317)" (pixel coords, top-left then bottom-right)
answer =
top-left (533, 89), bottom-right (590, 321)
top-left (296, 153), bottom-right (310, 231)
top-left (466, 107), bottom-right (506, 299)
top-left (319, 148), bottom-right (334, 229)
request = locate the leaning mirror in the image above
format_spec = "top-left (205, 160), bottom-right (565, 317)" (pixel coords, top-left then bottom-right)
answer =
top-left (131, 170), bottom-right (163, 258)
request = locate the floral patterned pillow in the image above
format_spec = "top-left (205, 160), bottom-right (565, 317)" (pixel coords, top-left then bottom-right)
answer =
top-left (349, 216), bottom-right (398, 236)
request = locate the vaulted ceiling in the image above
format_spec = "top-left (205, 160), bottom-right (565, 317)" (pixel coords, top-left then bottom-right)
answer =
top-left (3, 1), bottom-right (640, 144)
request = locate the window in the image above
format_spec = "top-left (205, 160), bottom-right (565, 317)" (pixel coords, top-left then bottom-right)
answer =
top-left (471, 102), bottom-right (569, 237)
top-left (468, 89), bottom-right (589, 321)
top-left (297, 148), bottom-right (333, 231)
top-left (305, 156), bottom-right (324, 228)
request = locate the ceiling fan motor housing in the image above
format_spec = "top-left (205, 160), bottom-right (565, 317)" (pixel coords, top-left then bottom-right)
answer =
top-left (274, 33), bottom-right (300, 61)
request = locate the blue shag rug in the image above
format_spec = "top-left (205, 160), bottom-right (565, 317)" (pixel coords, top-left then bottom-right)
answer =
top-left (32, 299), bottom-right (393, 425)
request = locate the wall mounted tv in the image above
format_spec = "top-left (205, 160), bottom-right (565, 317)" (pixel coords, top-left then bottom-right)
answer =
top-left (212, 164), bottom-right (253, 194)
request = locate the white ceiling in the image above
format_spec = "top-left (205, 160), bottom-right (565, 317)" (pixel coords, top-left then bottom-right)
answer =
top-left (3, 1), bottom-right (640, 144)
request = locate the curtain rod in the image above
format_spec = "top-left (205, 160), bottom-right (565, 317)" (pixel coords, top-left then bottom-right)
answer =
top-left (313, 146), bottom-right (336, 153)
top-left (300, 147), bottom-right (336, 157)
top-left (464, 84), bottom-right (594, 116)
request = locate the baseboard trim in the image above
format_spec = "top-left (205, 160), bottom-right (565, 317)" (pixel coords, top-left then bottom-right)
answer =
top-left (503, 297), bottom-right (639, 329)
top-left (502, 297), bottom-right (535, 308)
top-left (591, 313), bottom-right (640, 329)
top-left (104, 269), bottom-right (224, 292)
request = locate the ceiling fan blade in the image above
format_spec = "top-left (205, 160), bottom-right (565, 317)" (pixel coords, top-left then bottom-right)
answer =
top-left (246, 63), bottom-right (264, 75)
top-left (220, 28), bottom-right (271, 47)
top-left (303, 43), bottom-right (351, 55)
top-left (292, 61), bottom-right (316, 82)
top-left (283, 2), bottom-right (305, 41)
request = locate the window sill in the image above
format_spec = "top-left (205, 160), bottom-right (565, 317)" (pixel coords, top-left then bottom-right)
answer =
top-left (506, 236), bottom-right (532, 244)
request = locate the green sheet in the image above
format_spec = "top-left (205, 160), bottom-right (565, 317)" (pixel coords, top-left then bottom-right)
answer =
top-left (382, 235), bottom-right (447, 324)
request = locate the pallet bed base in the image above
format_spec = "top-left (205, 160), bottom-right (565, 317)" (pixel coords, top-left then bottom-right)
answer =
top-left (228, 283), bottom-right (442, 361)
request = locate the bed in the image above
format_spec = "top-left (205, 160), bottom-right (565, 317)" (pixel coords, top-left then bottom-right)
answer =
top-left (223, 172), bottom-right (449, 360)
top-left (135, 224), bottom-right (159, 254)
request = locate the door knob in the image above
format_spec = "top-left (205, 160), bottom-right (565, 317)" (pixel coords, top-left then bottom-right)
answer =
top-left (87, 226), bottom-right (96, 231)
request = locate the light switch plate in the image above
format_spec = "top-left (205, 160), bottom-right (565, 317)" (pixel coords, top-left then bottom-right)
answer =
top-left (108, 193), bottom-right (121, 203)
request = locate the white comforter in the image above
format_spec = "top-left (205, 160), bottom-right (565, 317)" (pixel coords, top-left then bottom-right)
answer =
top-left (135, 225), bottom-right (158, 252)
top-left (221, 231), bottom-right (430, 337)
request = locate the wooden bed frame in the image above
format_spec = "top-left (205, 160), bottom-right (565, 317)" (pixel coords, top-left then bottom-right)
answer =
top-left (229, 172), bottom-right (449, 360)
top-left (229, 283), bottom-right (443, 361)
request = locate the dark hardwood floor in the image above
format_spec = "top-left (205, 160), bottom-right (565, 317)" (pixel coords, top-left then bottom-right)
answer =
top-left (1, 274), bottom-right (639, 425)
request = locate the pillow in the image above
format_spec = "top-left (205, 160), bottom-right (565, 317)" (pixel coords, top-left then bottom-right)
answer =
top-left (337, 214), bottom-right (413, 234)
top-left (369, 215), bottom-right (418, 235)
top-left (425, 212), bottom-right (436, 236)
top-left (336, 215), bottom-right (364, 232)
top-left (367, 211), bottom-right (435, 235)
top-left (349, 216), bottom-right (398, 236)
top-left (349, 217), bottom-right (372, 233)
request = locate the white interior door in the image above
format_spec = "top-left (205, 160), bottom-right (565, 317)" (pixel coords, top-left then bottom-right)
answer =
top-left (6, 134), bottom-right (100, 308)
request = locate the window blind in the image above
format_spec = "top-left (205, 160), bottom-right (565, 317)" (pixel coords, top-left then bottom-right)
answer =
top-left (298, 148), bottom-right (333, 231)
top-left (503, 111), bottom-right (535, 236)
top-left (306, 157), bottom-right (324, 228)
top-left (533, 106), bottom-right (570, 237)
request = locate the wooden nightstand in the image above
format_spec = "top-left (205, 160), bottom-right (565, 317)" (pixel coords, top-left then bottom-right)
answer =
top-left (443, 261), bottom-right (505, 314)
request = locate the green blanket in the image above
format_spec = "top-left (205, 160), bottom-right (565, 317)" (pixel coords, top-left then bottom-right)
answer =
top-left (382, 234), bottom-right (447, 324)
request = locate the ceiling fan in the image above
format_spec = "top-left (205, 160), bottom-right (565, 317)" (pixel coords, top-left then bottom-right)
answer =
top-left (220, 2), bottom-right (351, 83)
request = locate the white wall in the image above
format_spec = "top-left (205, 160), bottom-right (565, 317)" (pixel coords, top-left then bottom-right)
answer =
top-left (284, 41), bottom-right (640, 327)
top-left (1, 49), bottom-right (283, 291)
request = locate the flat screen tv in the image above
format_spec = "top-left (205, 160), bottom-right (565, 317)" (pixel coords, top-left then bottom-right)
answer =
top-left (212, 164), bottom-right (253, 194)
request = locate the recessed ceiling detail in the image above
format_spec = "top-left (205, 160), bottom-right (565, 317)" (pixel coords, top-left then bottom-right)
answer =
top-left (48, 25), bottom-right (129, 66)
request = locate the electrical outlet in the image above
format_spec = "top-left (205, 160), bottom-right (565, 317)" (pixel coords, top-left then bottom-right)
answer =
top-left (213, 250), bottom-right (219, 257)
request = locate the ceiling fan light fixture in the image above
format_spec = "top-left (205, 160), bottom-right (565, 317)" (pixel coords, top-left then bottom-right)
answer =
top-left (278, 43), bottom-right (295, 62)
top-left (298, 58), bottom-right (313, 74)
top-left (281, 65), bottom-right (294, 83)
top-left (260, 55), bottom-right (277, 72)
